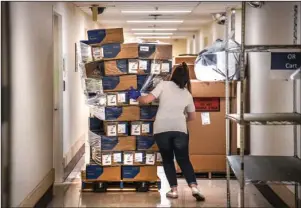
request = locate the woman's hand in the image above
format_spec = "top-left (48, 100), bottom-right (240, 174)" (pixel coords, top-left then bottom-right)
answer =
top-left (128, 87), bottom-right (141, 100)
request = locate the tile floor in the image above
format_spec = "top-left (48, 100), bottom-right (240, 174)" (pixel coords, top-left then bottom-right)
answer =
top-left (48, 156), bottom-right (272, 207)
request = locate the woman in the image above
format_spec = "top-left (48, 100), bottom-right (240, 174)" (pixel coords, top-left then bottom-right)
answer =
top-left (128, 62), bottom-right (205, 201)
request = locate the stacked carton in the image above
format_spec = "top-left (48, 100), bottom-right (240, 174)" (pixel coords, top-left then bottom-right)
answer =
top-left (78, 28), bottom-right (172, 184)
top-left (173, 56), bottom-right (237, 174)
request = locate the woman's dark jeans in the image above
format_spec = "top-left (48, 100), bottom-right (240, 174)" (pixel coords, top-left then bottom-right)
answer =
top-left (154, 131), bottom-right (197, 187)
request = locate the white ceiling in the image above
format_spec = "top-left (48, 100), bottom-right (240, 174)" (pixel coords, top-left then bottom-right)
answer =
top-left (74, 1), bottom-right (240, 39)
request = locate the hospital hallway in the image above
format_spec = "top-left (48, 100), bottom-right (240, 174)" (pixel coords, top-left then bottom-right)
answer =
top-left (1, 1), bottom-right (301, 208)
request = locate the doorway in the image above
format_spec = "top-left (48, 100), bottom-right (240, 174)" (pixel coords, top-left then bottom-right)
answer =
top-left (53, 12), bottom-right (64, 183)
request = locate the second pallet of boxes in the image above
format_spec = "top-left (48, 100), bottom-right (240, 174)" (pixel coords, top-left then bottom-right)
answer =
top-left (80, 27), bottom-right (173, 192)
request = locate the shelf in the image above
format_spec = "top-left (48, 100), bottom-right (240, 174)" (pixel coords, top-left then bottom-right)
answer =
top-left (226, 44), bottom-right (301, 53)
top-left (227, 156), bottom-right (301, 184)
top-left (226, 113), bottom-right (301, 125)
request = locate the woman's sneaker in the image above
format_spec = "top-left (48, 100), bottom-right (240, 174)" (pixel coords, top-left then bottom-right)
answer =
top-left (191, 187), bottom-right (205, 201)
top-left (166, 190), bottom-right (178, 199)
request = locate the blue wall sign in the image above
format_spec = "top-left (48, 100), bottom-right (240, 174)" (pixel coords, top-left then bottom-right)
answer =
top-left (271, 52), bottom-right (301, 70)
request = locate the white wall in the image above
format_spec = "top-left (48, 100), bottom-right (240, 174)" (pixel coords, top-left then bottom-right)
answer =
top-left (9, 2), bottom-right (54, 206)
top-left (197, 22), bottom-right (225, 52)
top-left (9, 2), bottom-right (101, 206)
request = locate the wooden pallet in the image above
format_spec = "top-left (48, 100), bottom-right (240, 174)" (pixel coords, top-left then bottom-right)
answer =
top-left (177, 172), bottom-right (236, 179)
top-left (81, 180), bottom-right (161, 192)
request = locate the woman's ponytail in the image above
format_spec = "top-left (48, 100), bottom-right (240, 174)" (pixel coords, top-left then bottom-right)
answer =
top-left (171, 61), bottom-right (191, 93)
top-left (182, 62), bottom-right (191, 93)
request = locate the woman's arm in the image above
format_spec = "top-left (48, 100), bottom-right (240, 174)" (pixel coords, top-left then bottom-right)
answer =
top-left (137, 94), bottom-right (156, 104)
top-left (186, 112), bottom-right (196, 121)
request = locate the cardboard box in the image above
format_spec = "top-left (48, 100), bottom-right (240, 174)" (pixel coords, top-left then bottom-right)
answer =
top-left (136, 136), bottom-right (159, 151)
top-left (101, 136), bottom-right (136, 151)
top-left (102, 43), bottom-right (139, 60)
top-left (189, 155), bottom-right (227, 172)
top-left (86, 165), bottom-right (121, 181)
top-left (140, 106), bottom-right (158, 120)
top-left (175, 56), bottom-right (197, 65)
top-left (123, 151), bottom-right (157, 166)
top-left (102, 75), bottom-right (137, 92)
top-left (149, 60), bottom-right (172, 75)
top-left (87, 28), bottom-right (124, 45)
top-left (101, 152), bottom-right (123, 166)
top-left (106, 91), bottom-right (129, 106)
top-left (122, 166), bottom-right (158, 181)
top-left (156, 152), bottom-right (162, 165)
top-left (85, 61), bottom-right (103, 79)
top-left (123, 151), bottom-right (143, 166)
top-left (188, 99), bottom-right (237, 155)
top-left (104, 106), bottom-right (140, 121)
top-left (137, 75), bottom-right (167, 91)
top-left (103, 59), bottom-right (128, 76)
top-left (131, 121), bottom-right (153, 136)
top-left (139, 44), bottom-right (172, 60)
top-left (89, 117), bottom-right (104, 133)
top-left (128, 59), bottom-right (151, 74)
top-left (103, 121), bottom-right (129, 137)
top-left (190, 81), bottom-right (237, 98)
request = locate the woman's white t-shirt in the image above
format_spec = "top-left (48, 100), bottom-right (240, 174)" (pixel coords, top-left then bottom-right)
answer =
top-left (150, 81), bottom-right (195, 134)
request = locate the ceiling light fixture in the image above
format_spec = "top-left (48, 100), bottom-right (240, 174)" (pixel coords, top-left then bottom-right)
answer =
top-left (127, 20), bottom-right (183, 23)
top-left (134, 32), bottom-right (173, 35)
top-left (136, 36), bottom-right (171, 39)
top-left (122, 10), bottom-right (191, 14)
top-left (131, 28), bottom-right (178, 31)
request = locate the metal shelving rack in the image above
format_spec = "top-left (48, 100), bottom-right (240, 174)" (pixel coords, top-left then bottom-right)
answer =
top-left (225, 2), bottom-right (301, 208)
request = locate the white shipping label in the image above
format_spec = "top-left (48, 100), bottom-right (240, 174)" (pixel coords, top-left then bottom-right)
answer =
top-left (201, 112), bottom-right (211, 125)
top-left (146, 153), bottom-right (156, 165)
top-left (156, 153), bottom-right (162, 162)
top-left (151, 63), bottom-right (161, 75)
top-left (141, 123), bottom-right (150, 134)
top-left (135, 153), bottom-right (144, 163)
top-left (139, 60), bottom-right (148, 70)
top-left (117, 93), bottom-right (126, 103)
top-left (107, 95), bottom-right (117, 106)
top-left (161, 63), bottom-right (170, 73)
top-left (123, 153), bottom-right (134, 165)
top-left (128, 60), bottom-right (139, 73)
top-left (129, 98), bottom-right (139, 105)
top-left (113, 153), bottom-right (122, 163)
top-left (92, 47), bottom-right (103, 60)
top-left (107, 125), bottom-right (117, 136)
top-left (102, 154), bottom-right (112, 166)
top-left (118, 124), bottom-right (126, 134)
top-left (140, 46), bottom-right (149, 52)
top-left (131, 124), bottom-right (141, 136)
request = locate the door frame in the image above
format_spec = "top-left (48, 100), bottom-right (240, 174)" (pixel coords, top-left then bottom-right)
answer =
top-left (52, 10), bottom-right (64, 183)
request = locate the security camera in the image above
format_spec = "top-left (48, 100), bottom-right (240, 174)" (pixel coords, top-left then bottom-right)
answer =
top-left (248, 2), bottom-right (264, 8)
top-left (212, 13), bottom-right (227, 25)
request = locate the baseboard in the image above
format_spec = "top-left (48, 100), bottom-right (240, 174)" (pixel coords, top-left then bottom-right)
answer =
top-left (63, 143), bottom-right (85, 180)
top-left (34, 184), bottom-right (53, 208)
top-left (19, 168), bottom-right (54, 207)
top-left (63, 134), bottom-right (86, 167)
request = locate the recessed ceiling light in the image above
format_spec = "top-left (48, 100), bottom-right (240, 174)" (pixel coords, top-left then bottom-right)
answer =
top-left (134, 32), bottom-right (173, 35)
top-left (132, 28), bottom-right (178, 31)
top-left (136, 36), bottom-right (171, 39)
top-left (127, 20), bottom-right (183, 23)
top-left (122, 10), bottom-right (191, 14)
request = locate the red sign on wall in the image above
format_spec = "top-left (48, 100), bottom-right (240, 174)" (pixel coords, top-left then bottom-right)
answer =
top-left (193, 98), bottom-right (220, 112)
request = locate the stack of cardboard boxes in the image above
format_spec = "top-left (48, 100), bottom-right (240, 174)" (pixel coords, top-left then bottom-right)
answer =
top-left (80, 28), bottom-right (173, 184)
top-left (174, 56), bottom-right (237, 174)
